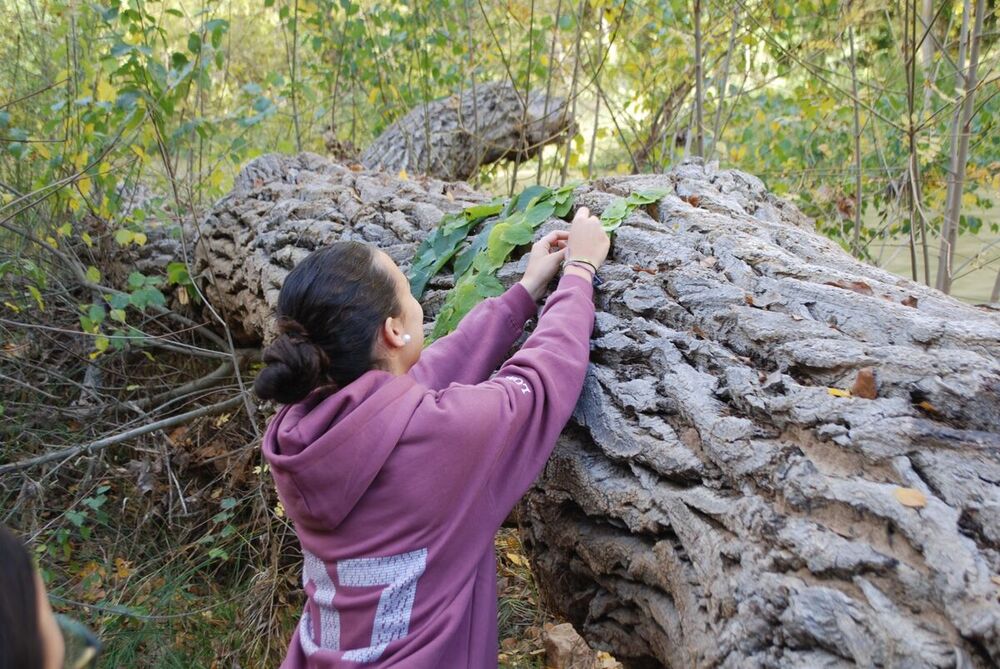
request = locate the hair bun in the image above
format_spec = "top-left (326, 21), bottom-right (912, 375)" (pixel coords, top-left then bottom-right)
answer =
top-left (253, 333), bottom-right (331, 404)
top-left (275, 315), bottom-right (309, 340)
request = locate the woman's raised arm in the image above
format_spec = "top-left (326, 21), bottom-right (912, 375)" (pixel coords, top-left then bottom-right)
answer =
top-left (406, 282), bottom-right (538, 390)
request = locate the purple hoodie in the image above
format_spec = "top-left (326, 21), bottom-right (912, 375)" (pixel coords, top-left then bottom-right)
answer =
top-left (261, 272), bottom-right (595, 668)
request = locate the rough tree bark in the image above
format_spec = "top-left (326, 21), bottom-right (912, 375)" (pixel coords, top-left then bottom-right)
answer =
top-left (360, 81), bottom-right (575, 182)
top-left (195, 153), bottom-right (1000, 668)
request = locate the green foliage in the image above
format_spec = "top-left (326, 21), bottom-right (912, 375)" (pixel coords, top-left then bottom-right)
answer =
top-left (600, 188), bottom-right (670, 232)
top-left (408, 199), bottom-right (504, 299)
top-left (427, 182), bottom-right (578, 340)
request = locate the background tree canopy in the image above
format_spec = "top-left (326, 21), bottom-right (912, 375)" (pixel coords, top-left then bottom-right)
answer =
top-left (1, 0), bottom-right (998, 666)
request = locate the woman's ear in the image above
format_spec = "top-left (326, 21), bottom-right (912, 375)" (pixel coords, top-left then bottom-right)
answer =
top-left (381, 314), bottom-right (407, 349)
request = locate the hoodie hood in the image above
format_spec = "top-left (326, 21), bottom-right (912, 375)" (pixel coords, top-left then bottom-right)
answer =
top-left (261, 369), bottom-right (426, 531)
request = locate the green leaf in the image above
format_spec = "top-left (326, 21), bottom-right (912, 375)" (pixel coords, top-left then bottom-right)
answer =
top-left (439, 212), bottom-right (468, 235)
top-left (129, 287), bottom-right (166, 311)
top-left (626, 188), bottom-right (669, 205)
top-left (473, 272), bottom-right (504, 298)
top-left (106, 292), bottom-right (130, 310)
top-left (522, 202), bottom-right (555, 228)
top-left (85, 266), bottom-right (101, 283)
top-left (88, 304), bottom-right (106, 324)
top-left (499, 222), bottom-right (534, 245)
top-left (511, 185), bottom-right (551, 213)
top-left (166, 262), bottom-right (190, 285)
top-left (600, 199), bottom-right (629, 223)
top-left (115, 229), bottom-right (134, 245)
top-left (463, 200), bottom-right (504, 221)
top-left (485, 224), bottom-right (516, 269)
top-left (453, 220), bottom-right (498, 279)
top-left (127, 271), bottom-right (146, 290)
top-left (430, 277), bottom-right (480, 339)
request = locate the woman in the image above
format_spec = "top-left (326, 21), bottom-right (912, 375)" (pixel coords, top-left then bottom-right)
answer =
top-left (0, 525), bottom-right (100, 669)
top-left (256, 206), bottom-right (610, 668)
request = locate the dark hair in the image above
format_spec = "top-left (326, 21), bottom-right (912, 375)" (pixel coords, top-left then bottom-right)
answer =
top-left (254, 241), bottom-right (402, 404)
top-left (0, 525), bottom-right (44, 669)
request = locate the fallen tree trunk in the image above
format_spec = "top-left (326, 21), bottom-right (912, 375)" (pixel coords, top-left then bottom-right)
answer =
top-left (361, 81), bottom-right (575, 182)
top-left (195, 153), bottom-right (1000, 668)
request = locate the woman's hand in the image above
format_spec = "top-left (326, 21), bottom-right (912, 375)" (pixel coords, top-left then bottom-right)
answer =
top-left (518, 229), bottom-right (570, 301)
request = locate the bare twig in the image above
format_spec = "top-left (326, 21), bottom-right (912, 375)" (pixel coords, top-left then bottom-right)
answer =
top-left (0, 395), bottom-right (246, 475)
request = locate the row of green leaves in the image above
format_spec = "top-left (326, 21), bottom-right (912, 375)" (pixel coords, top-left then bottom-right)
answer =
top-left (409, 184), bottom-right (670, 341)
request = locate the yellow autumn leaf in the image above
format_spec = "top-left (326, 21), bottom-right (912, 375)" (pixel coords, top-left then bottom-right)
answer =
top-left (77, 177), bottom-right (91, 196)
top-left (894, 487), bottom-right (927, 508)
top-left (398, 168), bottom-right (408, 180)
top-left (114, 557), bottom-right (132, 579)
top-left (210, 168), bottom-right (224, 188)
top-left (505, 552), bottom-right (527, 567)
top-left (96, 78), bottom-right (115, 103)
top-left (827, 387), bottom-right (852, 398)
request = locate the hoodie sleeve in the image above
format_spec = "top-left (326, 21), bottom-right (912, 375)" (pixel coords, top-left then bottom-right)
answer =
top-left (407, 281), bottom-right (538, 390)
top-left (429, 273), bottom-right (594, 524)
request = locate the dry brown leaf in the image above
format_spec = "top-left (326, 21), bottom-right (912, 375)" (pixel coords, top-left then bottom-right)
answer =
top-left (744, 294), bottom-right (756, 306)
top-left (901, 295), bottom-right (918, 308)
top-left (699, 255), bottom-right (717, 268)
top-left (683, 194), bottom-right (701, 207)
top-left (894, 487), bottom-right (927, 508)
top-left (991, 576), bottom-right (1000, 586)
top-left (167, 425), bottom-right (190, 446)
top-left (824, 279), bottom-right (874, 296)
top-left (851, 367), bottom-right (878, 399)
top-left (917, 400), bottom-right (941, 415)
top-left (631, 265), bottom-right (658, 275)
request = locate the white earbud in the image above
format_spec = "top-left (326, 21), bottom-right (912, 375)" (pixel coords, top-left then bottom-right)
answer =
top-left (402, 334), bottom-right (412, 344)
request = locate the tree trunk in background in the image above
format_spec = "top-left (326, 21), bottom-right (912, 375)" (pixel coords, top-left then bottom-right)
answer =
top-left (196, 153), bottom-right (1000, 667)
top-left (360, 81), bottom-right (576, 182)
top-left (936, 0), bottom-right (986, 294)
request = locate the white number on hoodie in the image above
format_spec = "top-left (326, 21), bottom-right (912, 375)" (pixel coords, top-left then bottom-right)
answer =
top-left (300, 547), bottom-right (428, 662)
